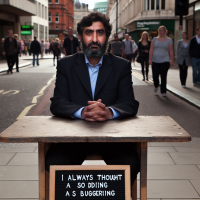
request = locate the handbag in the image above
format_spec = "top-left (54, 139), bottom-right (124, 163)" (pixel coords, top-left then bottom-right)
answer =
top-left (136, 55), bottom-right (141, 63)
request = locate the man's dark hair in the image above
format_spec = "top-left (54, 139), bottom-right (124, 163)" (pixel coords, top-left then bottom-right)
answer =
top-left (77, 12), bottom-right (112, 38)
top-left (34, 36), bottom-right (37, 40)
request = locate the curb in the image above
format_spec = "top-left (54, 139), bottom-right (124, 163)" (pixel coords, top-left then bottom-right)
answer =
top-left (132, 67), bottom-right (200, 110)
top-left (0, 62), bottom-right (31, 73)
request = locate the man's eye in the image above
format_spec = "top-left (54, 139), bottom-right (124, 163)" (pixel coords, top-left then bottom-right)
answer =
top-left (85, 31), bottom-right (92, 35)
top-left (97, 31), bottom-right (104, 35)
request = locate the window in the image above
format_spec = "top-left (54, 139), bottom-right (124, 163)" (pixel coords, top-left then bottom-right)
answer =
top-left (39, 3), bottom-right (41, 17)
top-left (42, 5), bottom-right (44, 18)
top-left (48, 0), bottom-right (51, 3)
top-left (76, 15), bottom-right (81, 18)
top-left (151, 0), bottom-right (155, 10)
top-left (55, 13), bottom-right (59, 22)
top-left (147, 0), bottom-right (150, 10)
top-left (156, 0), bottom-right (159, 10)
top-left (161, 0), bottom-right (165, 10)
top-left (45, 7), bottom-right (47, 20)
top-left (144, 0), bottom-right (146, 11)
top-left (56, 25), bottom-right (59, 30)
top-left (49, 12), bottom-right (52, 22)
top-left (55, 0), bottom-right (59, 4)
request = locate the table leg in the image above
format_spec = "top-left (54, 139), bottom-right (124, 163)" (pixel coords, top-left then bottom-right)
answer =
top-left (140, 142), bottom-right (147, 200)
top-left (38, 142), bottom-right (45, 200)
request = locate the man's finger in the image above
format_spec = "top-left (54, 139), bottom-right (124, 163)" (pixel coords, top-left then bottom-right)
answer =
top-left (88, 99), bottom-right (102, 105)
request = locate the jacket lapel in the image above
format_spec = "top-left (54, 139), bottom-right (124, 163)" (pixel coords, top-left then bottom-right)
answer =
top-left (74, 53), bottom-right (92, 99)
top-left (95, 54), bottom-right (113, 98)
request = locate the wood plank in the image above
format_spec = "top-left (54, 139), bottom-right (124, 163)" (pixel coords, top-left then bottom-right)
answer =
top-left (38, 143), bottom-right (46, 200)
top-left (140, 142), bottom-right (147, 200)
top-left (131, 178), bottom-right (137, 200)
top-left (0, 116), bottom-right (191, 143)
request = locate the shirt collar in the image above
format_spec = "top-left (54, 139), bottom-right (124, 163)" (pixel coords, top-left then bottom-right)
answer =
top-left (84, 55), bottom-right (103, 68)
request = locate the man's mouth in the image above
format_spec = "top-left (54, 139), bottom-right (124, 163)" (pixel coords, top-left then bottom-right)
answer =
top-left (90, 45), bottom-right (99, 50)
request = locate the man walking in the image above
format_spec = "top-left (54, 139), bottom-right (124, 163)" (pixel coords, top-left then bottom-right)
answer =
top-left (28, 39), bottom-right (32, 56)
top-left (189, 26), bottom-right (200, 86)
top-left (13, 34), bottom-right (21, 72)
top-left (123, 33), bottom-right (133, 62)
top-left (63, 27), bottom-right (79, 56)
top-left (31, 36), bottom-right (41, 67)
top-left (2, 30), bottom-right (17, 74)
top-left (110, 35), bottom-right (124, 57)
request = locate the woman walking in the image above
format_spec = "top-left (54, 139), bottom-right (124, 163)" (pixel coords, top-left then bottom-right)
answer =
top-left (138, 31), bottom-right (151, 81)
top-left (40, 39), bottom-right (45, 58)
top-left (176, 31), bottom-right (191, 88)
top-left (129, 36), bottom-right (138, 65)
top-left (149, 26), bottom-right (174, 97)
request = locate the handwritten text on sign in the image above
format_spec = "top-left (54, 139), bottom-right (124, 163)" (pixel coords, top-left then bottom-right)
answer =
top-left (55, 170), bottom-right (125, 200)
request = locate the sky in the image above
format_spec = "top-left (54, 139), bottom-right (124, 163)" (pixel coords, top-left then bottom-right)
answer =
top-left (79, 0), bottom-right (107, 9)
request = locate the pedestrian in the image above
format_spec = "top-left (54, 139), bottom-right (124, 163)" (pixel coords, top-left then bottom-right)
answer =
top-left (189, 26), bottom-right (200, 86)
top-left (110, 35), bottom-right (124, 57)
top-left (60, 40), bottom-right (63, 56)
top-left (53, 38), bottom-right (60, 66)
top-left (138, 31), bottom-right (151, 81)
top-left (176, 31), bottom-right (191, 88)
top-left (2, 30), bottom-right (17, 74)
top-left (49, 40), bottom-right (54, 54)
top-left (1, 38), bottom-right (5, 58)
top-left (23, 39), bottom-right (27, 56)
top-left (20, 39), bottom-right (24, 56)
top-left (149, 26), bottom-right (174, 97)
top-left (63, 27), bottom-right (79, 56)
top-left (28, 39), bottom-right (32, 56)
top-left (40, 39), bottom-right (45, 59)
top-left (123, 34), bottom-right (133, 62)
top-left (13, 34), bottom-right (21, 72)
top-left (129, 36), bottom-right (138, 65)
top-left (45, 40), bottom-right (50, 54)
top-left (30, 36), bottom-right (41, 67)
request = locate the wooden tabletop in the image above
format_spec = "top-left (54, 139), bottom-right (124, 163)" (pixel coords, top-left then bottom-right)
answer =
top-left (0, 116), bottom-right (191, 143)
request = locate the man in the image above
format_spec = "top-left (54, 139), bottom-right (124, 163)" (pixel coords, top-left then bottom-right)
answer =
top-left (189, 26), bottom-right (200, 86)
top-left (2, 30), bottom-right (17, 74)
top-left (63, 27), bottom-right (79, 56)
top-left (30, 36), bottom-right (41, 66)
top-left (110, 35), bottom-right (124, 57)
top-left (13, 34), bottom-right (21, 72)
top-left (46, 12), bottom-right (140, 191)
top-left (123, 33), bottom-right (133, 62)
top-left (28, 39), bottom-right (32, 56)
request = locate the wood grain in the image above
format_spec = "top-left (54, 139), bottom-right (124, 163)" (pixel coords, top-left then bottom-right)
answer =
top-left (0, 116), bottom-right (191, 143)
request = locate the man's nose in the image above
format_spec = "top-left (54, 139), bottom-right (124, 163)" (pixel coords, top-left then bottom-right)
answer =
top-left (92, 31), bottom-right (97, 43)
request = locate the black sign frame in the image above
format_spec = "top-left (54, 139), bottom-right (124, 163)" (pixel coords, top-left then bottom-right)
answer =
top-left (49, 165), bottom-right (131, 200)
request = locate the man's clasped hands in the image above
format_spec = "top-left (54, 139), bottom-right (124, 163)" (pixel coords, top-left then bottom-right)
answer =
top-left (81, 99), bottom-right (113, 122)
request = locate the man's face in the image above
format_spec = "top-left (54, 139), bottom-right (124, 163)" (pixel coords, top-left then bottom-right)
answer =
top-left (115, 36), bottom-right (118, 41)
top-left (125, 34), bottom-right (129, 40)
top-left (8, 31), bottom-right (13, 38)
top-left (79, 21), bottom-right (108, 58)
top-left (68, 29), bottom-right (73, 37)
top-left (2, 38), bottom-right (4, 43)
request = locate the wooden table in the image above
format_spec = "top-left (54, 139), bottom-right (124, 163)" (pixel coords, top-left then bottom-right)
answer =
top-left (0, 116), bottom-right (191, 200)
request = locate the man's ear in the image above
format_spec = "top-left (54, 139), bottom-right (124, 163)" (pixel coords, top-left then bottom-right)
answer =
top-left (78, 34), bottom-right (82, 42)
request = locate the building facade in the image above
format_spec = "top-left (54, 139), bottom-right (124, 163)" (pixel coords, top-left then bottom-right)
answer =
top-left (74, 0), bottom-right (90, 37)
top-left (94, 1), bottom-right (108, 15)
top-left (20, 0), bottom-right (49, 41)
top-left (48, 0), bottom-right (74, 41)
top-left (109, 0), bottom-right (200, 54)
top-left (0, 0), bottom-right (36, 59)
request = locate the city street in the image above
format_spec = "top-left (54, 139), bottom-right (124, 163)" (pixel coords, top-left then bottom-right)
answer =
top-left (0, 57), bottom-right (200, 199)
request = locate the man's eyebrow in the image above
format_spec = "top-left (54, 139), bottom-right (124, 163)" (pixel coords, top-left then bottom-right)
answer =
top-left (84, 28), bottom-right (105, 32)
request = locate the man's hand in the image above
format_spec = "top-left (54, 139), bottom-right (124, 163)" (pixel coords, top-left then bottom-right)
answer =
top-left (81, 99), bottom-right (113, 121)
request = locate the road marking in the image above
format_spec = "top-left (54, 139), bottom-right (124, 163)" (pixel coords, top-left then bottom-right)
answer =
top-left (0, 90), bottom-right (4, 94)
top-left (2, 90), bottom-right (20, 95)
top-left (132, 71), bottom-right (154, 85)
top-left (16, 74), bottom-right (56, 120)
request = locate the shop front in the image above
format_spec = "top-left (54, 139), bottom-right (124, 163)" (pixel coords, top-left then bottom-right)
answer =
top-left (126, 20), bottom-right (175, 45)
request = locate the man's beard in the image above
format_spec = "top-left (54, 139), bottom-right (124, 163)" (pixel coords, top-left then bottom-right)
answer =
top-left (81, 37), bottom-right (108, 58)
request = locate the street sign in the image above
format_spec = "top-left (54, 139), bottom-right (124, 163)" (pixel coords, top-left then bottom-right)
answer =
top-left (21, 25), bottom-right (34, 30)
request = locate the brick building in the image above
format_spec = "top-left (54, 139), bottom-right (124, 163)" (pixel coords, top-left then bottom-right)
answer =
top-left (49, 0), bottom-right (74, 41)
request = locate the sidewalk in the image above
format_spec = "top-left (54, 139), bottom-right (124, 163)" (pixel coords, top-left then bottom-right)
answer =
top-left (0, 54), bottom-right (57, 73)
top-left (132, 62), bottom-right (200, 109)
top-left (0, 138), bottom-right (200, 199)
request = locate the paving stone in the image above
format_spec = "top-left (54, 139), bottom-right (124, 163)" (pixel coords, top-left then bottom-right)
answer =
top-left (0, 153), bottom-right (15, 165)
top-left (174, 147), bottom-right (200, 153)
top-left (148, 147), bottom-right (176, 153)
top-left (137, 180), bottom-right (200, 198)
top-left (0, 181), bottom-right (38, 198)
top-left (147, 165), bottom-right (200, 180)
top-left (190, 180), bottom-right (200, 196)
top-left (148, 143), bottom-right (173, 147)
top-left (148, 153), bottom-right (175, 165)
top-left (0, 147), bottom-right (36, 153)
top-left (0, 166), bottom-right (38, 180)
top-left (169, 153), bottom-right (200, 164)
top-left (8, 153), bottom-right (38, 166)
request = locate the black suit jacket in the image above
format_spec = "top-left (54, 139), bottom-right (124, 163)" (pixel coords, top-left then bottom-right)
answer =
top-left (50, 52), bottom-right (139, 119)
top-left (30, 40), bottom-right (41, 54)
